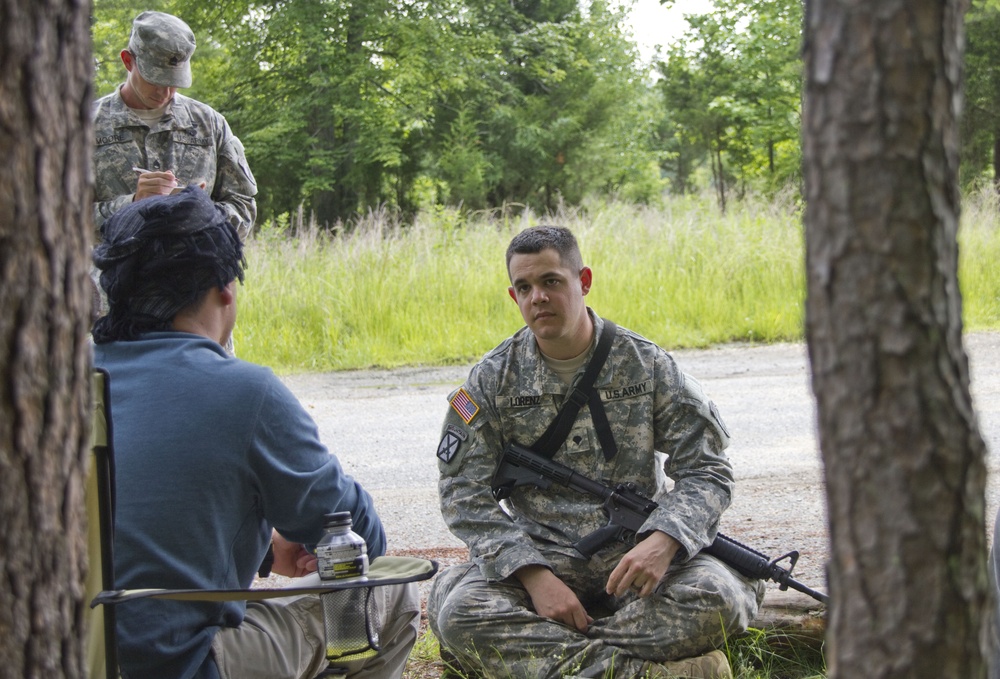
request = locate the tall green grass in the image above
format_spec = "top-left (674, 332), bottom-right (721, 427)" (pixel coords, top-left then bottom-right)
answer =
top-left (235, 191), bottom-right (1000, 374)
top-left (959, 186), bottom-right (1000, 330)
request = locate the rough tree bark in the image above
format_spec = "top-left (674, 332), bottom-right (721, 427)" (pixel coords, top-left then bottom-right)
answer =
top-left (802, 1), bottom-right (991, 677)
top-left (0, 0), bottom-right (94, 676)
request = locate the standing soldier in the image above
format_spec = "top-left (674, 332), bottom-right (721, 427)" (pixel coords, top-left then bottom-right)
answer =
top-left (92, 11), bottom-right (257, 241)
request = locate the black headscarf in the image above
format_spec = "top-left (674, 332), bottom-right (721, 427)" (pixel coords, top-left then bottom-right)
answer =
top-left (92, 187), bottom-right (246, 343)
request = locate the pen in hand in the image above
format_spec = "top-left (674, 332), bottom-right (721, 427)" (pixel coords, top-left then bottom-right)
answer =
top-left (133, 167), bottom-right (179, 181)
top-left (133, 167), bottom-right (177, 176)
top-left (132, 167), bottom-right (189, 197)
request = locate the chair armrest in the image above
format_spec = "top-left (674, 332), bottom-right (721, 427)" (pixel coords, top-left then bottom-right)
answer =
top-left (91, 556), bottom-right (438, 607)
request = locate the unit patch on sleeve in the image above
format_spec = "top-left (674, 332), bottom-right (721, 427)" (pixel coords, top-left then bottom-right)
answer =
top-left (437, 425), bottom-right (467, 463)
top-left (450, 388), bottom-right (480, 424)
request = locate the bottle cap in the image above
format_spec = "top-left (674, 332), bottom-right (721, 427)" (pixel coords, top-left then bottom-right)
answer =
top-left (324, 511), bottom-right (352, 527)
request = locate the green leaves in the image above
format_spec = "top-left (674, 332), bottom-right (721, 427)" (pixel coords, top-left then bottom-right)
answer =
top-left (89, 0), bottom-right (664, 221)
top-left (654, 0), bottom-right (803, 204)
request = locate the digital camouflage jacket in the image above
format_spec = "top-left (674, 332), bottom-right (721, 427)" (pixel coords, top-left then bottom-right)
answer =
top-left (436, 311), bottom-right (735, 582)
top-left (93, 89), bottom-right (257, 240)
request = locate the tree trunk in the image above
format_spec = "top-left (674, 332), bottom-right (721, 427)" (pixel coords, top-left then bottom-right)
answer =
top-left (994, 132), bottom-right (999, 194)
top-left (715, 140), bottom-right (727, 214)
top-left (0, 0), bottom-right (93, 676)
top-left (802, 1), bottom-right (990, 677)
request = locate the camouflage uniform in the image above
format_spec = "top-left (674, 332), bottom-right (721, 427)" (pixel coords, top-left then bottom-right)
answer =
top-left (428, 312), bottom-right (764, 678)
top-left (92, 90), bottom-right (257, 240)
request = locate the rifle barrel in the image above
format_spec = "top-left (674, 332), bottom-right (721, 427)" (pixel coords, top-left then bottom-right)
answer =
top-left (705, 533), bottom-right (828, 605)
top-left (783, 578), bottom-right (830, 605)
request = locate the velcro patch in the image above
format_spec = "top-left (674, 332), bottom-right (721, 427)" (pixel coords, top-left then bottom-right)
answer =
top-left (450, 388), bottom-right (480, 424)
top-left (709, 401), bottom-right (731, 439)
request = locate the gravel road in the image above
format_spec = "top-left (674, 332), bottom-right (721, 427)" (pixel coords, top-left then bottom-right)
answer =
top-left (280, 332), bottom-right (1000, 588)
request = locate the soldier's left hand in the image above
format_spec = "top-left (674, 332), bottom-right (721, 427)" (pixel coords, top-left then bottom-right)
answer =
top-left (605, 530), bottom-right (679, 598)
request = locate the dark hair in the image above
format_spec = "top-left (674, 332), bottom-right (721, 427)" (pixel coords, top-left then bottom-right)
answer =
top-left (505, 226), bottom-right (583, 278)
top-left (92, 187), bottom-right (246, 343)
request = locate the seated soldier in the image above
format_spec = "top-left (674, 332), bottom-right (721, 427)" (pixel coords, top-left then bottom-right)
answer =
top-left (428, 226), bottom-right (763, 678)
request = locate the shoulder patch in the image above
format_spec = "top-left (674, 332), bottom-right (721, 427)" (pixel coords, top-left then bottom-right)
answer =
top-left (449, 388), bottom-right (480, 424)
top-left (437, 429), bottom-right (463, 463)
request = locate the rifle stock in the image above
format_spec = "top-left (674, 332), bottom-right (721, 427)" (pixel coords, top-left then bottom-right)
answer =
top-left (491, 442), bottom-right (828, 605)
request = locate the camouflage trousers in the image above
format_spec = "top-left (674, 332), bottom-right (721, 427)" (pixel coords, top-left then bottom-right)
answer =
top-left (427, 549), bottom-right (764, 679)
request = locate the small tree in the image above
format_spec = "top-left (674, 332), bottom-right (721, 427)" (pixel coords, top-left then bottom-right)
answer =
top-left (803, 0), bottom-right (991, 676)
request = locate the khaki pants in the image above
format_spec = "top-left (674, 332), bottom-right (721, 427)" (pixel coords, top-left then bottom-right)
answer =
top-left (212, 583), bottom-right (420, 679)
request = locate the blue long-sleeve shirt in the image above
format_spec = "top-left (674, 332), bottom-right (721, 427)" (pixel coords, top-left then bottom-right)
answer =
top-left (94, 332), bottom-right (384, 679)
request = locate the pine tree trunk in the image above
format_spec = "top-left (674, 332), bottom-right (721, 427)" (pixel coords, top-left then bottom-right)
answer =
top-left (0, 0), bottom-right (94, 675)
top-left (802, 1), bottom-right (990, 677)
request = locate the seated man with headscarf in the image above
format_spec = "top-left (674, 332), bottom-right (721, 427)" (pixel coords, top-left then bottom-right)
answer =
top-left (91, 186), bottom-right (419, 679)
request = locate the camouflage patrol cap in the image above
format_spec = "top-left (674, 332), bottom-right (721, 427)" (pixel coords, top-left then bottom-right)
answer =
top-left (128, 11), bottom-right (195, 88)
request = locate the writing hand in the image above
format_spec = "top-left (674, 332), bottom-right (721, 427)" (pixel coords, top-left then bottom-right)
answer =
top-left (133, 167), bottom-right (178, 201)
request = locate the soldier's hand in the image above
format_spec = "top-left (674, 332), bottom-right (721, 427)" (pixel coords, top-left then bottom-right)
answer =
top-left (133, 168), bottom-right (178, 201)
top-left (606, 530), bottom-right (679, 598)
top-left (515, 565), bottom-right (592, 632)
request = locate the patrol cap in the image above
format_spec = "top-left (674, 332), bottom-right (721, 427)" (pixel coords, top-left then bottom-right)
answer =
top-left (128, 11), bottom-right (195, 88)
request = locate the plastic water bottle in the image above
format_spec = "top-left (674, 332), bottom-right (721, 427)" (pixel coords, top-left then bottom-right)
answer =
top-left (315, 512), bottom-right (379, 661)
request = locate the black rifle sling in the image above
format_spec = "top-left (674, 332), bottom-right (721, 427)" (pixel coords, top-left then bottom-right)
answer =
top-left (531, 321), bottom-right (619, 461)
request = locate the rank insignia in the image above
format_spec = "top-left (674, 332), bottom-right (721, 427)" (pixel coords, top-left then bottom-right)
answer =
top-left (450, 388), bottom-right (480, 424)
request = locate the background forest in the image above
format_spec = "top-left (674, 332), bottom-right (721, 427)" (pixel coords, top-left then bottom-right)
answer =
top-left (91, 0), bottom-right (1000, 229)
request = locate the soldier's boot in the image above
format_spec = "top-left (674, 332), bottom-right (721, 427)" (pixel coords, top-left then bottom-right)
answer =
top-left (641, 649), bottom-right (733, 679)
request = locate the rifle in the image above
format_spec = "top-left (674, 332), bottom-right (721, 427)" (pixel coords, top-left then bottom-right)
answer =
top-left (491, 442), bottom-right (829, 605)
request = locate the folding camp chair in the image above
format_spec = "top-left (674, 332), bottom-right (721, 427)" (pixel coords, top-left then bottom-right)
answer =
top-left (85, 368), bottom-right (437, 679)
top-left (86, 368), bottom-right (118, 679)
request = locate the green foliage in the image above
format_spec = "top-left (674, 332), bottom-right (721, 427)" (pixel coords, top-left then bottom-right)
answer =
top-left (237, 205), bottom-right (521, 370)
top-left (435, 107), bottom-right (491, 209)
top-left (235, 192), bottom-right (1000, 374)
top-left (962, 1), bottom-right (1000, 189)
top-left (654, 0), bottom-right (802, 207)
top-left (426, 0), bottom-right (661, 212)
top-left (726, 627), bottom-right (826, 678)
top-left (581, 191), bottom-right (805, 347)
top-left (91, 0), bottom-right (662, 225)
top-left (90, 0), bottom-right (1000, 221)
top-left (959, 186), bottom-right (1000, 327)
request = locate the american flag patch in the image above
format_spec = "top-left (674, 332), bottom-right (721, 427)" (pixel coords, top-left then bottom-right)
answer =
top-left (450, 388), bottom-right (480, 424)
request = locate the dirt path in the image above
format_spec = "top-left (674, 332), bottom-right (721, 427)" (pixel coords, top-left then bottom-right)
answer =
top-left (281, 332), bottom-right (1000, 589)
